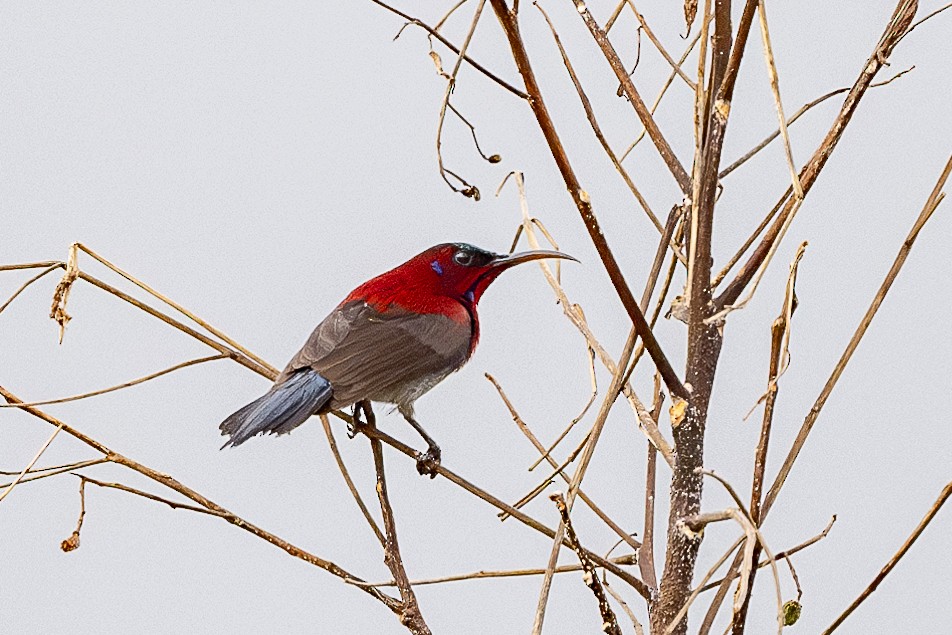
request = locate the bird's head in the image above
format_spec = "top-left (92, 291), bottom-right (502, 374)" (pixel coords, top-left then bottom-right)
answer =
top-left (346, 243), bottom-right (576, 315)
top-left (422, 243), bottom-right (575, 304)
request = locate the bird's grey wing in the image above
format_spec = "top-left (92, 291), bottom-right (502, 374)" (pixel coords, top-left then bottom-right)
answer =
top-left (277, 301), bottom-right (367, 382)
top-left (280, 301), bottom-right (472, 408)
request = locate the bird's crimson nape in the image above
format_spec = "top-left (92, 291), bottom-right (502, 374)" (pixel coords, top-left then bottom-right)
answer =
top-left (219, 242), bottom-right (575, 476)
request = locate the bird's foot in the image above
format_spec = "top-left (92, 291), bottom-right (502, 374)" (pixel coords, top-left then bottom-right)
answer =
top-left (348, 404), bottom-right (368, 439)
top-left (415, 445), bottom-right (441, 479)
top-left (347, 421), bottom-right (365, 439)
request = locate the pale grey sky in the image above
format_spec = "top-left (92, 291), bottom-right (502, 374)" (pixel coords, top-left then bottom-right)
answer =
top-left (2, 2), bottom-right (950, 634)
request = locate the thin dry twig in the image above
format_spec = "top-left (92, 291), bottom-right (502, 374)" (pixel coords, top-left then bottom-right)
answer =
top-left (534, 2), bottom-right (684, 262)
top-left (485, 373), bottom-right (641, 552)
top-left (761, 151), bottom-right (950, 519)
top-left (531, 322), bottom-right (642, 634)
top-left (624, 1), bottom-right (696, 89)
top-left (320, 414), bottom-right (385, 547)
top-left (0, 264), bottom-right (61, 316)
top-left (671, 506), bottom-right (783, 635)
top-left (499, 173), bottom-right (675, 465)
top-left (0, 458), bottom-right (110, 489)
top-left (507, 431), bottom-right (590, 517)
top-left (706, 198), bottom-right (801, 324)
top-left (432, 0), bottom-right (469, 31)
top-left (666, 536), bottom-right (744, 635)
top-left (698, 470), bottom-right (786, 634)
top-left (603, 575), bottom-right (646, 635)
top-left (756, 0), bottom-right (802, 198)
top-left (550, 492), bottom-right (622, 635)
top-left (434, 0), bottom-right (486, 200)
top-left (0, 354), bottom-right (230, 409)
top-left (700, 515), bottom-right (836, 593)
top-left (822, 481), bottom-right (952, 634)
top-left (718, 67), bottom-right (913, 179)
top-left (711, 192), bottom-right (788, 290)
top-left (447, 101), bottom-right (500, 164)
top-left (0, 385), bottom-right (403, 612)
top-left (570, 0), bottom-right (692, 194)
top-left (77, 474), bottom-right (229, 518)
top-left (716, 0), bottom-right (920, 309)
top-left (362, 402), bottom-right (431, 635)
top-left (899, 1), bottom-right (952, 41)
top-left (620, 31), bottom-right (702, 161)
top-left (76, 269), bottom-right (274, 378)
top-left (60, 477), bottom-right (87, 552)
top-left (355, 554), bottom-right (638, 588)
top-left (490, 2), bottom-right (688, 400)
top-left (638, 375), bottom-right (663, 593)
top-left (0, 261), bottom-right (63, 272)
top-left (0, 422), bottom-right (65, 503)
top-left (369, 0), bottom-right (528, 99)
top-left (71, 243), bottom-right (277, 375)
top-left (731, 242), bottom-right (805, 632)
top-left (525, 343), bottom-right (598, 472)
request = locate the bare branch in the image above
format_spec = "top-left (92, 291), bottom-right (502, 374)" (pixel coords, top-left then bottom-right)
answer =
top-left (717, 0), bottom-right (920, 308)
top-left (0, 354), bottom-right (230, 409)
top-left (731, 241), bottom-right (805, 633)
top-left (549, 492), bottom-right (622, 635)
top-left (485, 373), bottom-right (641, 552)
top-left (489, 2), bottom-right (688, 399)
top-left (76, 474), bottom-right (229, 518)
top-left (0, 422), bottom-right (65, 503)
top-left (435, 0), bottom-right (486, 200)
top-left (620, 31), bottom-right (702, 161)
top-left (355, 554), bottom-right (637, 588)
top-left (570, 0), bottom-right (692, 194)
top-left (60, 477), bottom-right (87, 552)
top-left (653, 2), bottom-right (758, 630)
top-left (718, 66), bottom-right (913, 179)
top-left (72, 243), bottom-right (277, 374)
top-left (755, 0), bottom-right (802, 198)
top-left (320, 414), bottom-right (385, 547)
top-left (624, 1), bottom-right (697, 89)
top-left (535, 2), bottom-right (669, 249)
top-left (638, 375), bottom-right (663, 593)
top-left (761, 151), bottom-right (949, 519)
top-left (362, 402), bottom-right (432, 634)
top-left (501, 173), bottom-right (676, 464)
top-left (822, 481), bottom-right (952, 634)
top-left (700, 516), bottom-right (836, 593)
top-left (369, 0), bottom-right (528, 99)
top-left (532, 324), bottom-right (646, 633)
top-left (0, 458), bottom-right (107, 480)
top-left (0, 264), bottom-right (61, 316)
top-left (0, 385), bottom-right (403, 612)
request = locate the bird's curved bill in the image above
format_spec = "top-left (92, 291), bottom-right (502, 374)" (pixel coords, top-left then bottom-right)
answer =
top-left (490, 249), bottom-right (578, 270)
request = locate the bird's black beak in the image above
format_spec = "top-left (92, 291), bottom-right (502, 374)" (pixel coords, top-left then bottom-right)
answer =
top-left (489, 249), bottom-right (578, 271)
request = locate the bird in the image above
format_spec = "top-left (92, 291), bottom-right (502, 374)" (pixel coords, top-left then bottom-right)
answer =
top-left (219, 242), bottom-right (575, 476)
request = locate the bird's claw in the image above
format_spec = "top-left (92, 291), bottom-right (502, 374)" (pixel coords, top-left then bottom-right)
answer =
top-left (348, 404), bottom-right (367, 439)
top-left (415, 446), bottom-right (441, 479)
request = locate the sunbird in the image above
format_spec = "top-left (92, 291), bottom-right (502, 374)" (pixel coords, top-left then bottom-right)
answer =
top-left (220, 242), bottom-right (575, 476)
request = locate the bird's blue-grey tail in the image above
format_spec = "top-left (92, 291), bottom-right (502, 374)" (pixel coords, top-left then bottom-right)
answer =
top-left (219, 369), bottom-right (333, 448)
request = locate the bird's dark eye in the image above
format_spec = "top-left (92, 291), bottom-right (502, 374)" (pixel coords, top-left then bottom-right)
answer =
top-left (453, 250), bottom-right (473, 266)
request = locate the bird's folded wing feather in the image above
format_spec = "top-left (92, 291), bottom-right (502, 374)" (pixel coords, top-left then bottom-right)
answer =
top-left (279, 301), bottom-right (472, 407)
